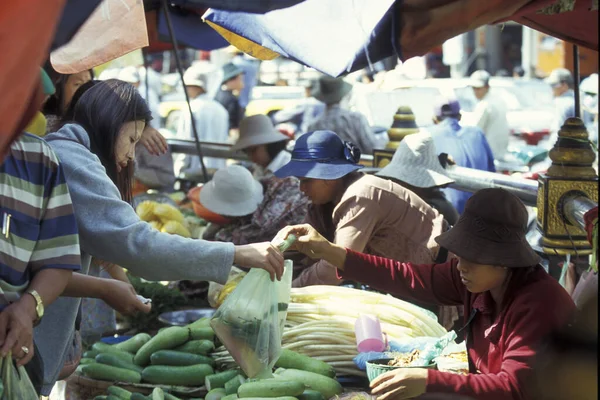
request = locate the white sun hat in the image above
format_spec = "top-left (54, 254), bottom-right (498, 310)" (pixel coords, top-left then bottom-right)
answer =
top-left (199, 165), bottom-right (264, 217)
top-left (376, 131), bottom-right (455, 188)
top-left (231, 114), bottom-right (290, 152)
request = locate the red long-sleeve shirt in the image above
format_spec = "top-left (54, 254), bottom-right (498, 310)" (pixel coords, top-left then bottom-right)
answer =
top-left (340, 250), bottom-right (576, 400)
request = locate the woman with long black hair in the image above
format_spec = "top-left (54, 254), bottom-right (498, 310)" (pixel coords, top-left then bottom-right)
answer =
top-left (37, 80), bottom-right (284, 395)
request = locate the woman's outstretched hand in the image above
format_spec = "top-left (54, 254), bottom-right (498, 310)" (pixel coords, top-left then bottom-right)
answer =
top-left (234, 243), bottom-right (284, 281)
top-left (276, 224), bottom-right (347, 269)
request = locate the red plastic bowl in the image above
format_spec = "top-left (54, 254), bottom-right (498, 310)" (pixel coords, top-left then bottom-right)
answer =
top-left (187, 186), bottom-right (232, 225)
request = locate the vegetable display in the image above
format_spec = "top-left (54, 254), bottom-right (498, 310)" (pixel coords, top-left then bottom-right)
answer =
top-left (213, 285), bottom-right (447, 377)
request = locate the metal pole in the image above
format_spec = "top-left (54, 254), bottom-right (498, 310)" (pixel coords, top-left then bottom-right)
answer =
top-left (445, 165), bottom-right (539, 205)
top-left (563, 194), bottom-right (596, 231)
top-left (573, 44), bottom-right (581, 118)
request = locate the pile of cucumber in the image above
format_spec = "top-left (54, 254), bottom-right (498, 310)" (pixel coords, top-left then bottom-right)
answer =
top-left (202, 348), bottom-right (342, 400)
top-left (83, 316), bottom-right (344, 400)
top-left (80, 318), bottom-right (216, 398)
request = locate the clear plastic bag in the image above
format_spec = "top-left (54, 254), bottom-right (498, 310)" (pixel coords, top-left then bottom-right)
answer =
top-left (211, 260), bottom-right (293, 379)
top-left (0, 352), bottom-right (38, 399)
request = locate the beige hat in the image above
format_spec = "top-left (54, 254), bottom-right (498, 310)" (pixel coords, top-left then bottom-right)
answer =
top-left (199, 165), bottom-right (264, 217)
top-left (376, 131), bottom-right (455, 188)
top-left (231, 115), bottom-right (290, 152)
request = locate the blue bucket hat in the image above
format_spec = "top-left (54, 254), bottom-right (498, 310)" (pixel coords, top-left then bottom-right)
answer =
top-left (274, 130), bottom-right (363, 180)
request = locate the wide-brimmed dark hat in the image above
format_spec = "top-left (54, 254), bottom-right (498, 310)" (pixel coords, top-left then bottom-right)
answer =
top-left (222, 62), bottom-right (244, 83)
top-left (435, 188), bottom-right (541, 267)
top-left (274, 130), bottom-right (362, 180)
top-left (312, 76), bottom-right (352, 105)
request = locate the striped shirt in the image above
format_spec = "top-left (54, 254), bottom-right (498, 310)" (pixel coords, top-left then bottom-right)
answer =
top-left (0, 133), bottom-right (81, 290)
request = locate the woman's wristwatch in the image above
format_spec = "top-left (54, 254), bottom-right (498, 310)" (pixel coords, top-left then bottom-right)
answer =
top-left (25, 289), bottom-right (44, 326)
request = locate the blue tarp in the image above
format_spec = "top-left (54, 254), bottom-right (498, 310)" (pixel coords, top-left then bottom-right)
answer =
top-left (204, 0), bottom-right (397, 77)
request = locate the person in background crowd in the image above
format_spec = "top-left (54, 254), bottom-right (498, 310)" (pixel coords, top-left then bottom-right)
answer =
top-left (546, 68), bottom-right (576, 130)
top-left (201, 165), bottom-right (308, 245)
top-left (468, 70), bottom-right (509, 160)
top-left (41, 80), bottom-right (283, 395)
top-left (232, 51), bottom-right (260, 111)
top-left (581, 73), bottom-right (598, 144)
top-left (232, 114), bottom-right (292, 179)
top-left (175, 63), bottom-right (229, 174)
top-left (427, 96), bottom-right (495, 214)
top-left (308, 76), bottom-right (376, 154)
top-left (216, 62), bottom-right (245, 131)
top-left (42, 68), bottom-right (93, 133)
top-left (513, 65), bottom-right (525, 78)
top-left (24, 68), bottom-right (56, 136)
top-left (275, 131), bottom-right (446, 292)
top-left (376, 132), bottom-right (459, 226)
top-left (278, 188), bottom-right (576, 400)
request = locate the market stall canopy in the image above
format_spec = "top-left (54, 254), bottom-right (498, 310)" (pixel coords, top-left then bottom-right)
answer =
top-left (203, 0), bottom-right (599, 77)
top-left (0, 0), bottom-right (66, 163)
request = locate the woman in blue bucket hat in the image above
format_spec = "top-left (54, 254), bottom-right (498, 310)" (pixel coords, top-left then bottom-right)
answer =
top-left (275, 130), bottom-right (448, 297)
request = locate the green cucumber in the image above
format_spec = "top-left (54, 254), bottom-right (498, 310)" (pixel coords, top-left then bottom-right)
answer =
top-left (96, 353), bottom-right (144, 373)
top-left (205, 370), bottom-right (240, 390)
top-left (150, 350), bottom-right (215, 367)
top-left (298, 390), bottom-right (324, 400)
top-left (187, 317), bottom-right (211, 329)
top-left (275, 369), bottom-right (341, 399)
top-left (81, 363), bottom-right (142, 384)
top-left (92, 343), bottom-right (135, 362)
top-left (206, 388), bottom-right (227, 400)
top-left (222, 395), bottom-right (238, 400)
top-left (224, 375), bottom-right (245, 395)
top-left (141, 364), bottom-right (214, 386)
top-left (239, 398), bottom-right (297, 400)
top-left (274, 349), bottom-right (335, 378)
top-left (80, 358), bottom-right (96, 365)
top-left (174, 339), bottom-right (214, 355)
top-left (189, 327), bottom-right (214, 341)
top-left (108, 385), bottom-right (133, 399)
top-left (151, 387), bottom-right (165, 400)
top-left (134, 327), bottom-right (190, 366)
top-left (94, 397), bottom-right (107, 400)
top-left (83, 350), bottom-right (100, 359)
top-left (130, 393), bottom-right (148, 400)
top-left (107, 396), bottom-right (121, 400)
top-left (237, 379), bottom-right (304, 398)
top-left (163, 393), bottom-right (182, 400)
top-left (114, 333), bottom-right (152, 354)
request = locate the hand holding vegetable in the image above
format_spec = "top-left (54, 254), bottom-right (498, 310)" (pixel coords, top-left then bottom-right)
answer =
top-left (234, 242), bottom-right (284, 281)
top-left (370, 367), bottom-right (428, 400)
top-left (277, 224), bottom-right (347, 269)
top-left (139, 126), bottom-right (168, 155)
top-left (101, 279), bottom-right (153, 315)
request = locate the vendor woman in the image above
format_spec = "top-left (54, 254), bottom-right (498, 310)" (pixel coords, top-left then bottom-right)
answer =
top-left (278, 188), bottom-right (576, 400)
top-left (274, 130), bottom-right (446, 287)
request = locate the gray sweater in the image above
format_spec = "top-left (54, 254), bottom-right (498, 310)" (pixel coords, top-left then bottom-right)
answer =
top-left (36, 123), bottom-right (234, 394)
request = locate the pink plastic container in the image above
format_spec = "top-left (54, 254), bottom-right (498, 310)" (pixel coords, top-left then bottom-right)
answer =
top-left (355, 314), bottom-right (387, 352)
